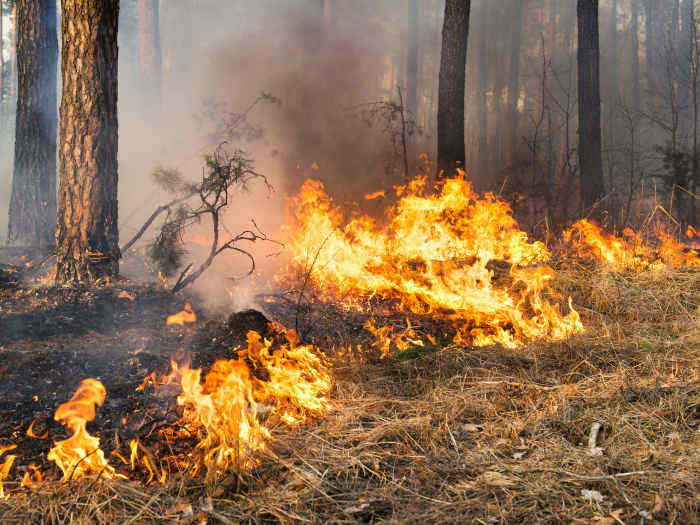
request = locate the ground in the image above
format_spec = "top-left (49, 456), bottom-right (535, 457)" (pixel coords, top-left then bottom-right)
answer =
top-left (0, 257), bottom-right (697, 524)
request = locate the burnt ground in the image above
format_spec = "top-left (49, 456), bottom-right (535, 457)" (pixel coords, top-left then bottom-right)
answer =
top-left (0, 260), bottom-right (698, 524)
top-left (0, 274), bottom-right (279, 487)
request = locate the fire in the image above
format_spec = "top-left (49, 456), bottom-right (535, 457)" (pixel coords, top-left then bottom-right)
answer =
top-left (173, 329), bottom-right (331, 475)
top-left (0, 445), bottom-right (17, 498)
top-left (282, 174), bottom-right (583, 350)
top-left (47, 379), bottom-right (119, 481)
top-left (166, 303), bottom-right (197, 326)
top-left (564, 219), bottom-right (699, 270)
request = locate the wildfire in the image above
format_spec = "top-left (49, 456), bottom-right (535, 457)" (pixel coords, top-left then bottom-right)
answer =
top-left (174, 329), bottom-right (332, 475)
top-left (564, 219), bottom-right (699, 270)
top-left (282, 174), bottom-right (583, 350)
top-left (166, 303), bottom-right (197, 326)
top-left (47, 379), bottom-right (118, 481)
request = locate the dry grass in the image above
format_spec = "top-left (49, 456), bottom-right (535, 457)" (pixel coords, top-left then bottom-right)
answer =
top-left (1, 262), bottom-right (698, 524)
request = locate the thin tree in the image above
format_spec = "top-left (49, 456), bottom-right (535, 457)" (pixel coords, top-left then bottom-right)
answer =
top-left (577, 0), bottom-right (605, 211)
top-left (55, 0), bottom-right (120, 283)
top-left (436, 0), bottom-right (471, 179)
top-left (406, 0), bottom-right (420, 118)
top-left (7, 0), bottom-right (58, 248)
top-left (138, 0), bottom-right (161, 103)
top-left (507, 0), bottom-right (524, 165)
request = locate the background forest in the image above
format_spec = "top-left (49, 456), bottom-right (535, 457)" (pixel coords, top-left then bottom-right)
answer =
top-left (1, 0), bottom-right (698, 245)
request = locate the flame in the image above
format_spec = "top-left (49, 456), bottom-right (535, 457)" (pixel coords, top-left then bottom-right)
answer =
top-left (0, 445), bottom-right (17, 498)
top-left (564, 219), bottom-right (699, 270)
top-left (365, 190), bottom-right (386, 200)
top-left (172, 329), bottom-right (331, 475)
top-left (26, 420), bottom-right (47, 439)
top-left (47, 379), bottom-right (118, 481)
top-left (20, 464), bottom-right (43, 489)
top-left (166, 303), bottom-right (197, 326)
top-left (282, 174), bottom-right (582, 350)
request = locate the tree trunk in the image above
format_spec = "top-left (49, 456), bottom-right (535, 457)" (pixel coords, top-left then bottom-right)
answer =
top-left (476, 2), bottom-right (488, 185)
top-left (507, 1), bottom-right (524, 165)
top-left (577, 0), bottom-right (605, 211)
top-left (7, 0), bottom-right (58, 248)
top-left (406, 0), bottom-right (420, 118)
top-left (55, 0), bottom-right (120, 284)
top-left (138, 0), bottom-right (161, 104)
top-left (645, 0), bottom-right (655, 93)
top-left (11, 3), bottom-right (17, 101)
top-left (631, 0), bottom-right (641, 112)
top-left (436, 0), bottom-right (471, 179)
top-left (0, 2), bottom-right (4, 109)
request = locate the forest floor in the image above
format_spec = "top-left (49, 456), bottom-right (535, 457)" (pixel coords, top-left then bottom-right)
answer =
top-left (0, 255), bottom-right (697, 524)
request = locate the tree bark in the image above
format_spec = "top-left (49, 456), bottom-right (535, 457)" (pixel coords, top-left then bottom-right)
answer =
top-left (406, 0), bottom-right (420, 118)
top-left (577, 0), bottom-right (605, 211)
top-left (138, 0), bottom-right (161, 103)
top-left (436, 0), bottom-right (470, 179)
top-left (507, 1), bottom-right (524, 165)
top-left (55, 0), bottom-right (120, 284)
top-left (476, 2), bottom-right (488, 185)
top-left (8, 0), bottom-right (58, 248)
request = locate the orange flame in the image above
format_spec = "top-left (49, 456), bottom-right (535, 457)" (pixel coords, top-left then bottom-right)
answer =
top-left (564, 219), bottom-right (699, 270)
top-left (173, 329), bottom-right (331, 475)
top-left (20, 464), bottom-right (43, 489)
top-left (166, 303), bottom-right (197, 326)
top-left (47, 379), bottom-right (118, 481)
top-left (0, 445), bottom-right (17, 498)
top-left (282, 174), bottom-right (582, 350)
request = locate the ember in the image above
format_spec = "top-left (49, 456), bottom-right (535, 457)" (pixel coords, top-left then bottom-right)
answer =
top-left (166, 303), bottom-right (197, 326)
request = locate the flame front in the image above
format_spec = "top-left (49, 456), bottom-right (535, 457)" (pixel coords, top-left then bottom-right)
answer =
top-left (282, 175), bottom-right (583, 350)
top-left (47, 379), bottom-right (117, 481)
top-left (564, 219), bottom-right (699, 270)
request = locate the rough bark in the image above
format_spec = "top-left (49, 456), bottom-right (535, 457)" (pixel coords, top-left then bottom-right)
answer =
top-left (577, 0), bottom-right (605, 210)
top-left (55, 0), bottom-right (120, 284)
top-left (476, 2), bottom-right (488, 185)
top-left (436, 0), bottom-right (470, 179)
top-left (137, 0), bottom-right (161, 103)
top-left (8, 0), bottom-right (58, 248)
top-left (406, 0), bottom-right (420, 117)
top-left (507, 1), bottom-right (524, 165)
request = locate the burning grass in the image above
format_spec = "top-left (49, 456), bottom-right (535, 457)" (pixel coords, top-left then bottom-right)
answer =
top-left (0, 175), bottom-right (698, 523)
top-left (0, 257), bottom-right (696, 523)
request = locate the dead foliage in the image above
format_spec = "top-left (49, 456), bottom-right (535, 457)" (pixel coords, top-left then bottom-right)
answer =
top-left (0, 260), bottom-right (697, 524)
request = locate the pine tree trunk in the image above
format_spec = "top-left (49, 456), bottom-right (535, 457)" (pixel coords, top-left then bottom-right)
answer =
top-left (406, 0), bottom-right (420, 117)
top-left (0, 2), bottom-right (4, 109)
top-left (645, 0), bottom-right (655, 93)
top-left (11, 3), bottom-right (17, 101)
top-left (138, 0), bottom-right (161, 103)
top-left (577, 0), bottom-right (605, 211)
top-left (8, 0), bottom-right (58, 248)
top-left (476, 2), bottom-right (488, 185)
top-left (55, 0), bottom-right (120, 284)
top-left (507, 1), bottom-right (524, 165)
top-left (631, 0), bottom-right (641, 112)
top-left (436, 0), bottom-right (470, 179)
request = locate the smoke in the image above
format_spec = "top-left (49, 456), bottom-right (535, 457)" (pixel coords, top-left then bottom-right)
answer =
top-left (115, 0), bottom-right (424, 312)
